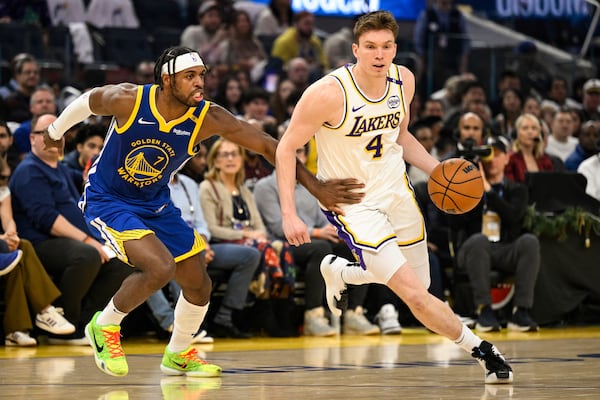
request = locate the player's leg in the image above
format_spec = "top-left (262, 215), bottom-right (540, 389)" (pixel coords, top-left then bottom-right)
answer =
top-left (159, 252), bottom-right (221, 377)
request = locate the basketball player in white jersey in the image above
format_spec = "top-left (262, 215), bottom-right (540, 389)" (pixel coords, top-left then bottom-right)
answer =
top-left (276, 11), bottom-right (514, 384)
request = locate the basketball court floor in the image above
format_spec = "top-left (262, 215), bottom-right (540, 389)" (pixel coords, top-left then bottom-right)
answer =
top-left (1, 326), bottom-right (599, 400)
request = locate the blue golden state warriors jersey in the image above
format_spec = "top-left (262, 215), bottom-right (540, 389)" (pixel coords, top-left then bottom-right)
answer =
top-left (84, 84), bottom-right (210, 209)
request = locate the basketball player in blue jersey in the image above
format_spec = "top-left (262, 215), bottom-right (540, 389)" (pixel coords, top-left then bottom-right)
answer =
top-left (276, 11), bottom-right (514, 384)
top-left (41, 46), bottom-right (364, 378)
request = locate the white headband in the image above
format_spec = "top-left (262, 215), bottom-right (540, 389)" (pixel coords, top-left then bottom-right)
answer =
top-left (161, 52), bottom-right (205, 75)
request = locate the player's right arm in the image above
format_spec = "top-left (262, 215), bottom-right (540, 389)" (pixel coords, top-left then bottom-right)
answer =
top-left (276, 77), bottom-right (346, 246)
top-left (43, 83), bottom-right (137, 148)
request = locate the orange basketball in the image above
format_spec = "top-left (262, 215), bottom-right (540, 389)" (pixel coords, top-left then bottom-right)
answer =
top-left (427, 158), bottom-right (484, 214)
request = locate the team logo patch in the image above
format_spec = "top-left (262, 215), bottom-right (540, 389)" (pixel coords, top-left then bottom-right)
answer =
top-left (388, 95), bottom-right (400, 109)
top-left (118, 142), bottom-right (174, 187)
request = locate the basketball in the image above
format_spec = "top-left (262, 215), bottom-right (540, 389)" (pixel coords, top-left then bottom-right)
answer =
top-left (427, 158), bottom-right (484, 214)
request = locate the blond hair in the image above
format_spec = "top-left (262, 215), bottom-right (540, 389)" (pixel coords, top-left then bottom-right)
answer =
top-left (513, 113), bottom-right (545, 158)
top-left (204, 138), bottom-right (246, 187)
top-left (353, 11), bottom-right (399, 43)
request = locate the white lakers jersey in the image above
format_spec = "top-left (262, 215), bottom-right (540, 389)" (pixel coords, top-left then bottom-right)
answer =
top-left (316, 63), bottom-right (408, 199)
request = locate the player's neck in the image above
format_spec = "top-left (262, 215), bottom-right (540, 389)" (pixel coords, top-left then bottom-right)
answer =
top-left (351, 64), bottom-right (388, 99)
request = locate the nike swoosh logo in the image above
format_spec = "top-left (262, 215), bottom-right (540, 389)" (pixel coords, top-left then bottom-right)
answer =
top-left (92, 333), bottom-right (104, 353)
top-left (352, 104), bottom-right (366, 112)
top-left (174, 361), bottom-right (188, 368)
top-left (138, 117), bottom-right (156, 125)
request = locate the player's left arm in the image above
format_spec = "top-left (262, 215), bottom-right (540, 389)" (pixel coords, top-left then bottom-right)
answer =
top-left (395, 65), bottom-right (439, 176)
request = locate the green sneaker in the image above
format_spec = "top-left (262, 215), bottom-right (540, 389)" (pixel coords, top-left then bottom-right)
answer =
top-left (85, 311), bottom-right (128, 377)
top-left (160, 346), bottom-right (222, 377)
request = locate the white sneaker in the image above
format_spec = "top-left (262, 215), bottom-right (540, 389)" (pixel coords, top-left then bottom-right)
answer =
top-left (343, 306), bottom-right (380, 335)
top-left (304, 307), bottom-right (336, 337)
top-left (320, 254), bottom-right (348, 318)
top-left (5, 331), bottom-right (37, 346)
top-left (35, 305), bottom-right (76, 335)
top-left (374, 304), bottom-right (402, 335)
top-left (191, 329), bottom-right (214, 344)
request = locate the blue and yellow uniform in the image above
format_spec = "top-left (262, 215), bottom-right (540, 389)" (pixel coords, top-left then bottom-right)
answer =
top-left (80, 84), bottom-right (209, 264)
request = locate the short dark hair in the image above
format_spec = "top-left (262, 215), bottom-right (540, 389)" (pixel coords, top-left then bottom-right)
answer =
top-left (74, 123), bottom-right (106, 146)
top-left (154, 46), bottom-right (202, 89)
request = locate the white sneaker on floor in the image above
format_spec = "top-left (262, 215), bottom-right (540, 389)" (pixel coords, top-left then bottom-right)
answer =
top-left (304, 307), bottom-right (336, 337)
top-left (320, 254), bottom-right (348, 318)
top-left (191, 330), bottom-right (214, 344)
top-left (343, 306), bottom-right (380, 335)
top-left (35, 305), bottom-right (76, 335)
top-left (374, 304), bottom-right (402, 335)
top-left (5, 331), bottom-right (37, 346)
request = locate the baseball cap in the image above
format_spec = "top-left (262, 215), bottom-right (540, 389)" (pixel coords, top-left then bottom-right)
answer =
top-left (197, 1), bottom-right (219, 17)
top-left (583, 79), bottom-right (600, 94)
top-left (485, 136), bottom-right (509, 153)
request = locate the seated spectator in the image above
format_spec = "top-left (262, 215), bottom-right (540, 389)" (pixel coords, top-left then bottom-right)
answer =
top-left (0, 54), bottom-right (32, 100)
top-left (546, 109), bottom-right (577, 162)
top-left (580, 78), bottom-right (600, 121)
top-left (323, 23), bottom-right (354, 69)
top-left (270, 11), bottom-right (328, 80)
top-left (179, 143), bottom-right (208, 184)
top-left (199, 139), bottom-right (296, 337)
top-left (254, 0), bottom-right (294, 36)
top-left (408, 120), bottom-right (436, 184)
top-left (9, 113), bottom-right (132, 344)
top-left (491, 88), bottom-right (523, 140)
top-left (449, 136), bottom-right (540, 333)
top-left (565, 121), bottom-right (600, 171)
top-left (60, 123), bottom-right (105, 193)
top-left (134, 60), bottom-right (156, 85)
top-left (0, 120), bottom-right (19, 173)
top-left (0, 151), bottom-right (75, 346)
top-left (146, 171), bottom-right (260, 340)
top-left (505, 113), bottom-right (555, 183)
top-left (254, 145), bottom-right (379, 336)
top-left (269, 78), bottom-right (297, 126)
top-left (215, 10), bottom-right (267, 82)
top-left (544, 76), bottom-right (581, 110)
top-left (12, 86), bottom-right (57, 161)
top-left (522, 95), bottom-right (542, 120)
top-left (4, 54), bottom-right (41, 123)
top-left (180, 1), bottom-right (228, 66)
top-left (212, 74), bottom-right (245, 118)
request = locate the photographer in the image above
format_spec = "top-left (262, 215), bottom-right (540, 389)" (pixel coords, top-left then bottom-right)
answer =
top-left (447, 111), bottom-right (492, 164)
top-left (448, 136), bottom-right (540, 332)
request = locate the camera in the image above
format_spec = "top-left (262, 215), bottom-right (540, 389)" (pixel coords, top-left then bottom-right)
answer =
top-left (456, 138), bottom-right (493, 163)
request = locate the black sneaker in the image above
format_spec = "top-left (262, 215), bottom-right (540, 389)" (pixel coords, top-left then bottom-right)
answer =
top-left (507, 307), bottom-right (539, 332)
top-left (472, 340), bottom-right (514, 384)
top-left (210, 322), bottom-right (252, 339)
top-left (475, 305), bottom-right (501, 332)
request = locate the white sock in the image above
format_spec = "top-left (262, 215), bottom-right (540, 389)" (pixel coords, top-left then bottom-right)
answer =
top-left (168, 292), bottom-right (208, 353)
top-left (454, 324), bottom-right (482, 353)
top-left (96, 298), bottom-right (128, 326)
top-left (332, 256), bottom-right (377, 285)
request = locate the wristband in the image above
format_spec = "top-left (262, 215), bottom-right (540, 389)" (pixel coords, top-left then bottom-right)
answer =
top-left (47, 123), bottom-right (62, 140)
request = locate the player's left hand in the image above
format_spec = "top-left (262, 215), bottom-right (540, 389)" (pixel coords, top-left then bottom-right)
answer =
top-left (282, 214), bottom-right (311, 247)
top-left (315, 178), bottom-right (365, 215)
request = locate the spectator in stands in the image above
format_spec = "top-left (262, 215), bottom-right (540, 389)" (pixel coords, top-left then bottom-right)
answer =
top-left (60, 122), bottom-right (105, 193)
top-left (413, 0), bottom-right (470, 96)
top-left (13, 86), bottom-right (57, 160)
top-left (199, 138), bottom-right (296, 337)
top-left (449, 136), bottom-right (540, 333)
top-left (522, 95), bottom-right (541, 119)
top-left (451, 111), bottom-right (487, 160)
top-left (283, 57), bottom-right (310, 93)
top-left (242, 86), bottom-right (277, 129)
top-left (269, 78), bottom-right (296, 126)
top-left (270, 11), bottom-right (328, 80)
top-left (0, 120), bottom-right (18, 172)
top-left (254, 145), bottom-right (379, 336)
top-left (505, 113), bottom-right (555, 183)
top-left (1, 155), bottom-right (75, 346)
top-left (0, 54), bottom-right (32, 100)
top-left (10, 113), bottom-right (132, 344)
top-left (216, 10), bottom-right (267, 81)
top-left (179, 143), bottom-right (208, 184)
top-left (580, 79), bottom-right (600, 121)
top-left (491, 88), bottom-right (523, 139)
top-left (508, 40), bottom-right (551, 99)
top-left (489, 69), bottom-right (521, 116)
top-left (134, 60), bottom-right (156, 84)
top-left (545, 76), bottom-right (581, 110)
top-left (4, 55), bottom-right (41, 123)
top-left (443, 80), bottom-right (488, 134)
top-left (213, 74), bottom-right (245, 118)
top-left (254, 0), bottom-right (293, 36)
top-left (577, 150), bottom-right (600, 202)
top-left (146, 171), bottom-right (260, 339)
top-left (180, 1), bottom-right (228, 67)
top-left (421, 98), bottom-right (445, 120)
top-left (408, 120), bottom-right (435, 184)
top-left (546, 109), bottom-right (577, 162)
top-left (323, 23), bottom-right (354, 70)
top-left (565, 120), bottom-right (600, 171)
top-left (85, 0), bottom-right (139, 28)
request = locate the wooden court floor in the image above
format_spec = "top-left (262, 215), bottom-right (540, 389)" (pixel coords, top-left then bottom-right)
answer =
top-left (1, 326), bottom-right (599, 400)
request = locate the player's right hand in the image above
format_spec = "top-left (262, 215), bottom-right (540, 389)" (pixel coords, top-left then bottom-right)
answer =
top-left (42, 130), bottom-right (65, 157)
top-left (282, 214), bottom-right (311, 247)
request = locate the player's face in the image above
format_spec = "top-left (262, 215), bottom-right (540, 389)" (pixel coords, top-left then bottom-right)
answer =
top-left (352, 30), bottom-right (397, 76)
top-left (169, 66), bottom-right (206, 107)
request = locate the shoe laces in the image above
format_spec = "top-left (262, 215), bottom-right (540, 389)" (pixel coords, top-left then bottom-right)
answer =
top-left (180, 347), bottom-right (208, 365)
top-left (102, 327), bottom-right (124, 358)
